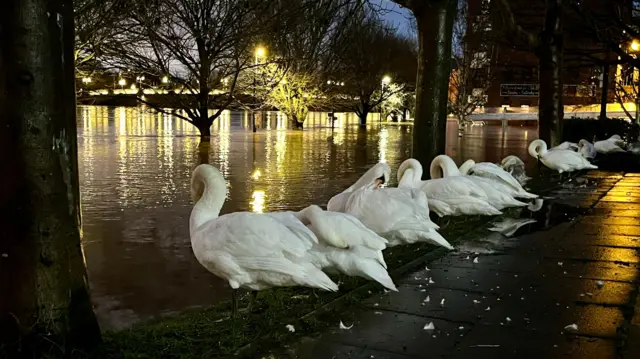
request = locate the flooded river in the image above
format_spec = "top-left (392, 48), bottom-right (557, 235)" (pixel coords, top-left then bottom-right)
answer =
top-left (77, 106), bottom-right (537, 330)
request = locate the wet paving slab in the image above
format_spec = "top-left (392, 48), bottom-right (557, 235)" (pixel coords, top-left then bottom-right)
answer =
top-left (280, 171), bottom-right (640, 359)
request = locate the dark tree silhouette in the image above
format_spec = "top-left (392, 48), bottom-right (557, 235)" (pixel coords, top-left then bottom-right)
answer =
top-left (1, 0), bottom-right (101, 356)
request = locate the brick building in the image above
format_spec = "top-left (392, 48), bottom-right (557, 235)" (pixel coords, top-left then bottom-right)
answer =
top-left (466, 0), bottom-right (621, 109)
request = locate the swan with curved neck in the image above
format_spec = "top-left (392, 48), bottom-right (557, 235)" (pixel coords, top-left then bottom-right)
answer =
top-left (327, 162), bottom-right (390, 212)
top-left (428, 156), bottom-right (530, 209)
top-left (458, 159), bottom-right (537, 199)
top-left (190, 164), bottom-right (340, 318)
top-left (397, 158), bottom-right (502, 217)
top-left (578, 139), bottom-right (596, 159)
top-left (528, 139), bottom-right (597, 173)
top-left (429, 155), bottom-right (462, 179)
top-left (330, 160), bottom-right (452, 250)
top-left (500, 155), bottom-right (530, 185)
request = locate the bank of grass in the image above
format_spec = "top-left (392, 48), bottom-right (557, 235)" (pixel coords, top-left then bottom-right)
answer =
top-left (97, 172), bottom-right (578, 359)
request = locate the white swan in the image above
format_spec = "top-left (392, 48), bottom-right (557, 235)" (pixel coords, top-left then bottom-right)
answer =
top-left (500, 155), bottom-right (531, 185)
top-left (528, 139), bottom-right (598, 173)
top-left (550, 141), bottom-right (578, 151)
top-left (459, 159), bottom-right (537, 199)
top-left (189, 164), bottom-right (338, 316)
top-left (594, 135), bottom-right (626, 154)
top-left (328, 163), bottom-right (453, 250)
top-left (397, 159), bottom-right (502, 217)
top-left (267, 205), bottom-right (397, 291)
top-left (430, 156), bottom-right (528, 210)
top-left (578, 139), bottom-right (596, 160)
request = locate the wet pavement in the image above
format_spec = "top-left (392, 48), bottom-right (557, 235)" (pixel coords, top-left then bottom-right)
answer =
top-left (271, 172), bottom-right (640, 359)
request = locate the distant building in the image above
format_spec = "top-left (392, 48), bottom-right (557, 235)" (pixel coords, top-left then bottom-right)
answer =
top-left (465, 0), bottom-right (624, 109)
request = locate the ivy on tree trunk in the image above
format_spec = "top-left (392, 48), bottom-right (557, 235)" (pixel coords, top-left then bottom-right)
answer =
top-left (0, 0), bottom-right (101, 356)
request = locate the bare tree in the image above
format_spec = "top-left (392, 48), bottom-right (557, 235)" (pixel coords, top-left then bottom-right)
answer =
top-left (448, 0), bottom-right (494, 133)
top-left (74, 0), bottom-right (128, 77)
top-left (262, 0), bottom-right (367, 128)
top-left (334, 14), bottom-right (417, 125)
top-left (102, 0), bottom-right (276, 142)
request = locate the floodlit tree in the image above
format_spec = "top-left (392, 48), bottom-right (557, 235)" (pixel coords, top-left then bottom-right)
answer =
top-left (102, 0), bottom-right (276, 142)
top-left (335, 14), bottom-right (417, 125)
top-left (1, 0), bottom-right (101, 356)
top-left (264, 0), bottom-right (367, 128)
top-left (448, 0), bottom-right (493, 133)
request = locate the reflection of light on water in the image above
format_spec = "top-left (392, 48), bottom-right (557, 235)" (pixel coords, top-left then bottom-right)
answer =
top-left (524, 130), bottom-right (528, 141)
top-left (250, 190), bottom-right (265, 213)
top-left (378, 127), bottom-right (389, 163)
top-left (275, 129), bottom-right (287, 172)
top-left (217, 117), bottom-right (230, 177)
top-left (251, 169), bottom-right (261, 180)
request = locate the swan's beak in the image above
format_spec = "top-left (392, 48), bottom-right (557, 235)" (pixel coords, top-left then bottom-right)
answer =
top-left (373, 175), bottom-right (385, 189)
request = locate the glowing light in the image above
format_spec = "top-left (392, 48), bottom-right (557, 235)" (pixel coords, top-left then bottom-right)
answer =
top-left (631, 40), bottom-right (640, 52)
top-left (251, 170), bottom-right (262, 180)
top-left (82, 77), bottom-right (92, 83)
top-left (382, 76), bottom-right (391, 84)
top-left (130, 84), bottom-right (136, 90)
top-left (118, 78), bottom-right (126, 86)
top-left (255, 46), bottom-right (266, 58)
top-left (250, 190), bottom-right (265, 213)
top-left (162, 76), bottom-right (169, 83)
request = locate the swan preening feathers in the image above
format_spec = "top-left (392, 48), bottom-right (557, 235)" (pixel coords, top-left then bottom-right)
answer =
top-left (190, 137), bottom-right (603, 317)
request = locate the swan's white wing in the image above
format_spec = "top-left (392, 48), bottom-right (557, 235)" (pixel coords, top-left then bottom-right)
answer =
top-left (327, 191), bottom-right (351, 212)
top-left (191, 212), bottom-right (337, 291)
top-left (471, 162), bottom-right (524, 191)
top-left (543, 150), bottom-right (596, 171)
top-left (265, 212), bottom-right (318, 247)
top-left (420, 177), bottom-right (488, 201)
top-left (464, 177), bottom-right (527, 210)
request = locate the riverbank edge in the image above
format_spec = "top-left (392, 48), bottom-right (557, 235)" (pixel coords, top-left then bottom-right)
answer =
top-left (98, 173), bottom-right (569, 359)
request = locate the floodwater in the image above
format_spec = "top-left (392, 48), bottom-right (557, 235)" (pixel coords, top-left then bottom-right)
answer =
top-left (77, 106), bottom-right (538, 330)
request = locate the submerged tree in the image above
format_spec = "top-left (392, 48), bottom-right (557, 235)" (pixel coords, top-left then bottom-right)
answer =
top-left (448, 0), bottom-right (494, 133)
top-left (335, 14), bottom-right (417, 125)
top-left (1, 0), bottom-right (101, 356)
top-left (103, 0), bottom-right (275, 142)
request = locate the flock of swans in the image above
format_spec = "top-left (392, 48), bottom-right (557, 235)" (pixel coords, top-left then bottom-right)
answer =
top-left (188, 135), bottom-right (626, 318)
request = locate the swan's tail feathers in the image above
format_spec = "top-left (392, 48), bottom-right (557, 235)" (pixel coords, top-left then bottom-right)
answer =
top-left (515, 190), bottom-right (538, 199)
top-left (586, 164), bottom-right (598, 169)
top-left (505, 198), bottom-right (529, 208)
top-left (421, 230), bottom-right (454, 250)
top-left (377, 250), bottom-right (388, 269)
top-left (358, 260), bottom-right (398, 292)
top-left (306, 268), bottom-right (339, 292)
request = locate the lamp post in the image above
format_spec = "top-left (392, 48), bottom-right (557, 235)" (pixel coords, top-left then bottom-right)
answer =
top-left (253, 46), bottom-right (266, 133)
top-left (118, 78), bottom-right (126, 90)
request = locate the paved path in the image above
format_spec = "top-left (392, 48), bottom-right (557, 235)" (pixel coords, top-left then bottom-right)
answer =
top-left (267, 172), bottom-right (640, 359)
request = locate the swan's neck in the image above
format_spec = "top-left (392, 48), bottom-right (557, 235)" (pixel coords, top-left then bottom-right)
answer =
top-left (398, 159), bottom-right (423, 185)
top-left (430, 156), bottom-right (461, 179)
top-left (190, 170), bottom-right (226, 234)
top-left (398, 168), bottom-right (417, 187)
top-left (459, 160), bottom-right (475, 175)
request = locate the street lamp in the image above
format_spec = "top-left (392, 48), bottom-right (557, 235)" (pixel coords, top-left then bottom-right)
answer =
top-left (253, 46), bottom-right (266, 133)
top-left (631, 40), bottom-right (640, 52)
top-left (629, 41), bottom-right (640, 123)
top-left (82, 77), bottom-right (92, 84)
top-left (118, 78), bottom-right (126, 89)
top-left (162, 75), bottom-right (169, 84)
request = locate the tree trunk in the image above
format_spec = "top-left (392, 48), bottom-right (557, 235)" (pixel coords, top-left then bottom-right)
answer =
top-left (290, 114), bottom-right (304, 130)
top-left (412, 0), bottom-right (458, 177)
top-left (600, 62), bottom-right (609, 121)
top-left (197, 123), bottom-right (212, 143)
top-left (358, 109), bottom-right (369, 126)
top-left (537, 0), bottom-right (564, 146)
top-left (0, 0), bottom-right (101, 356)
